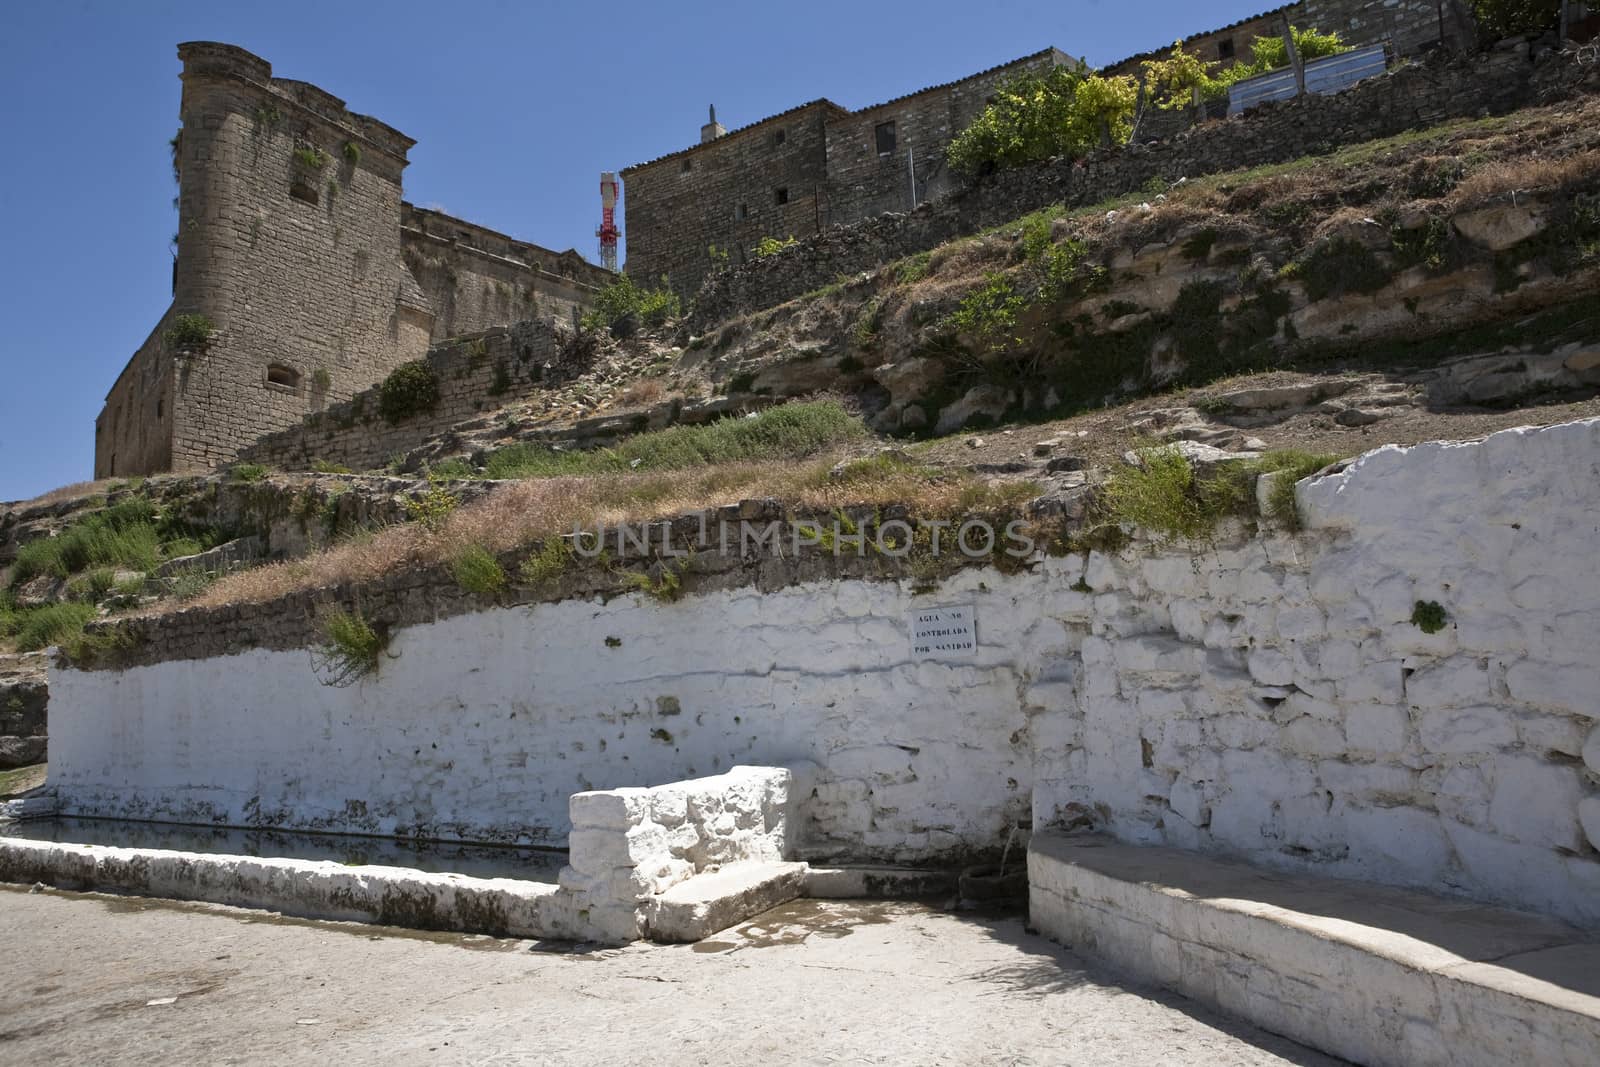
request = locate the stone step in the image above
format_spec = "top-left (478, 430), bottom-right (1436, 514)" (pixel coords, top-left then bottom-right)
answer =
top-left (642, 861), bottom-right (807, 942)
top-left (1029, 832), bottom-right (1600, 1067)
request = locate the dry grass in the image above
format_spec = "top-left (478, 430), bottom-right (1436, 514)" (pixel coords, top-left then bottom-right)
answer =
top-left (616, 378), bottom-right (666, 407)
top-left (8, 479), bottom-right (121, 511)
top-left (1451, 149), bottom-right (1600, 205)
top-left (176, 455), bottom-right (1037, 613)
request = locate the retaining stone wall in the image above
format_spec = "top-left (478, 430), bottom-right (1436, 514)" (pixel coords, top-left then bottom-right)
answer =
top-left (238, 317), bottom-right (583, 472)
top-left (44, 418), bottom-right (1600, 925)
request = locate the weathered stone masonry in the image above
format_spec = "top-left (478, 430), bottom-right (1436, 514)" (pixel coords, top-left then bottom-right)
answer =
top-left (96, 42), bottom-right (610, 480)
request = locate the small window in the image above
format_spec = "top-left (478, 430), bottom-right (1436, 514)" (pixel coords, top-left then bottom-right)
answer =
top-left (1217, 38), bottom-right (1236, 62)
top-left (775, 187), bottom-right (789, 205)
top-left (156, 398), bottom-right (164, 420)
top-left (875, 120), bottom-right (896, 156)
top-left (738, 203), bottom-right (749, 220)
top-left (266, 364), bottom-right (301, 391)
top-left (681, 158), bottom-right (693, 173)
top-left (774, 129), bottom-right (786, 145)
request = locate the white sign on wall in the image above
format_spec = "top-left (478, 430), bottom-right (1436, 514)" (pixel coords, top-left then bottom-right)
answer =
top-left (909, 605), bottom-right (978, 660)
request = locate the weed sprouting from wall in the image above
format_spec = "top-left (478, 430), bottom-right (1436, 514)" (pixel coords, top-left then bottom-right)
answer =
top-left (229, 463), bottom-right (268, 484)
top-left (378, 361), bottom-right (441, 424)
top-left (164, 314), bottom-right (215, 350)
top-left (452, 545), bottom-right (507, 596)
top-left (313, 607), bottom-right (389, 686)
top-left (519, 537), bottom-right (575, 588)
top-left (292, 145), bottom-right (331, 172)
top-left (404, 486), bottom-right (459, 530)
top-left (1411, 600), bottom-right (1449, 634)
top-left (341, 141), bottom-right (361, 166)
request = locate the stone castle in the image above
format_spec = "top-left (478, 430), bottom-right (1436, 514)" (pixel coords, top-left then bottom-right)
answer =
top-left (96, 42), bottom-right (612, 479)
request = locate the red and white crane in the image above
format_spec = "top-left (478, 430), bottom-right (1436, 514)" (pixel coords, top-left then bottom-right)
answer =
top-left (597, 172), bottom-right (620, 272)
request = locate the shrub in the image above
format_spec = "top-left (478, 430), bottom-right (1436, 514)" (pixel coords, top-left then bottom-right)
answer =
top-left (1471, 0), bottom-right (1558, 40)
top-left (13, 602), bottom-right (97, 652)
top-left (1411, 600), bottom-right (1449, 634)
top-left (314, 607), bottom-right (387, 686)
top-left (754, 235), bottom-right (798, 257)
top-left (292, 145), bottom-right (330, 171)
top-left (164, 313), bottom-right (214, 349)
top-left (1144, 27), bottom-right (1350, 109)
top-left (947, 67), bottom-right (1136, 175)
top-left (229, 463), bottom-right (268, 483)
top-left (519, 537), bottom-right (574, 587)
top-left (9, 497), bottom-right (163, 586)
top-left (1098, 448), bottom-right (1256, 542)
top-left (1297, 237), bottom-right (1392, 302)
top-left (404, 485), bottom-right (459, 530)
top-left (341, 141), bottom-right (361, 165)
top-left (378, 361), bottom-right (440, 424)
top-left (580, 274), bottom-right (681, 336)
top-left (310, 459), bottom-right (351, 474)
top-left (452, 544), bottom-right (506, 595)
top-left (1257, 451), bottom-right (1345, 530)
top-left (170, 568), bottom-right (218, 602)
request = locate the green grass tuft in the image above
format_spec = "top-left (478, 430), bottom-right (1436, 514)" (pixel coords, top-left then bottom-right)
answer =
top-left (1411, 600), bottom-right (1449, 634)
top-left (314, 608), bottom-right (388, 686)
top-left (480, 400), bottom-right (866, 480)
top-left (452, 545), bottom-right (507, 596)
top-left (12, 602), bottom-right (98, 652)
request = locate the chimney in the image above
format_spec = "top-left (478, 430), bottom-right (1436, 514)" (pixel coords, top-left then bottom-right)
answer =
top-left (700, 104), bottom-right (726, 144)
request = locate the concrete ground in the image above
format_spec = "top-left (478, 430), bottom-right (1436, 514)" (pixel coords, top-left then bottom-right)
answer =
top-left (0, 885), bottom-right (1344, 1066)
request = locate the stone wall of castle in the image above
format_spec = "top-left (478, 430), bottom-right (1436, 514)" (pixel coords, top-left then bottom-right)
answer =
top-left (149, 42), bottom-right (426, 477)
top-left (96, 312), bottom-right (175, 479)
top-left (96, 43), bottom-right (611, 480)
top-left (237, 317), bottom-right (582, 472)
top-left (689, 47), bottom-right (1588, 331)
top-left (399, 205), bottom-right (612, 340)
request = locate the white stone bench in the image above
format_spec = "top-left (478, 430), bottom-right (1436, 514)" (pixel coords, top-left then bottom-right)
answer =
top-left (1029, 831), bottom-right (1600, 1067)
top-left (642, 860), bottom-right (807, 942)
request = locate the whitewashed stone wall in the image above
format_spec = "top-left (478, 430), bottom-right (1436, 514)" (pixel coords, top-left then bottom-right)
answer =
top-left (1031, 418), bottom-right (1600, 926)
top-left (47, 418), bottom-right (1600, 924)
top-left (559, 765), bottom-right (800, 940)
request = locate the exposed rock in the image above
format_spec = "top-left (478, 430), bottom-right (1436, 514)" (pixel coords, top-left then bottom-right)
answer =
top-left (1046, 456), bottom-right (1087, 473)
top-left (934, 385), bottom-right (1011, 436)
top-left (155, 536), bottom-right (265, 578)
top-left (1122, 440), bottom-right (1261, 473)
top-left (1452, 201), bottom-right (1550, 251)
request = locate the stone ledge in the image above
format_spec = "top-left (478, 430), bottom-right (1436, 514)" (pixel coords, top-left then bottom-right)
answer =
top-left (642, 860), bottom-right (808, 942)
top-left (803, 865), bottom-right (958, 899)
top-left (1028, 832), bottom-right (1600, 1067)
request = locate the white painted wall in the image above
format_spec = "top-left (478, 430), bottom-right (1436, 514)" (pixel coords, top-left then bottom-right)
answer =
top-left (49, 418), bottom-right (1600, 924)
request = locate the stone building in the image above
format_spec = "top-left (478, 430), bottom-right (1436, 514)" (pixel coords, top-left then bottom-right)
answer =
top-left (624, 2), bottom-right (1482, 298)
top-left (619, 49), bottom-right (1071, 298)
top-left (96, 42), bottom-right (612, 478)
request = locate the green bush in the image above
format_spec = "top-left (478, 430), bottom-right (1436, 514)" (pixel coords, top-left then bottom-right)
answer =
top-left (1257, 450), bottom-right (1345, 530)
top-left (519, 537), bottom-right (574, 587)
top-left (292, 145), bottom-right (330, 171)
top-left (341, 141), bottom-right (361, 165)
top-left (315, 608), bottom-right (387, 686)
top-left (13, 602), bottom-right (98, 652)
top-left (164, 313), bottom-right (214, 349)
top-left (1471, 0), bottom-right (1558, 40)
top-left (9, 498), bottom-right (163, 586)
top-left (483, 399), bottom-right (864, 480)
top-left (1143, 28), bottom-right (1350, 108)
top-left (947, 67), bottom-right (1137, 175)
top-left (580, 274), bottom-right (681, 336)
top-left (404, 486), bottom-right (458, 530)
top-left (754, 235), bottom-right (798, 257)
top-left (229, 463), bottom-right (268, 483)
top-left (452, 545), bottom-right (506, 595)
top-left (378, 361), bottom-right (440, 424)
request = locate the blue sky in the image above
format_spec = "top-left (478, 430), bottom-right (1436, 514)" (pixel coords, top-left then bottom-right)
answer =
top-left (0, 0), bottom-right (1272, 501)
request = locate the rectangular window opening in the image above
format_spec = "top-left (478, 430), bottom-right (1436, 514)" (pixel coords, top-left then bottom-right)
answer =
top-left (775, 187), bottom-right (789, 205)
top-left (1217, 38), bottom-right (1236, 62)
top-left (875, 120), bottom-right (896, 157)
top-left (775, 129), bottom-right (786, 145)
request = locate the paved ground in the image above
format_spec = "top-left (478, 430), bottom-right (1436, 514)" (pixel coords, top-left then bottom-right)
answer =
top-left (0, 885), bottom-right (1344, 1066)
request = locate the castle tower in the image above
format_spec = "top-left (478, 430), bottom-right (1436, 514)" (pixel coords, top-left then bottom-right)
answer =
top-left (97, 42), bottom-right (426, 477)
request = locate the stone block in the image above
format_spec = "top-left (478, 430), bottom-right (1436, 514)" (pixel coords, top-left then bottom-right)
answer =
top-left (1488, 756), bottom-right (1583, 851)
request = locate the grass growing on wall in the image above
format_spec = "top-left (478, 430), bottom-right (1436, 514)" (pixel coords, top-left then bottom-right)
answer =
top-left (9, 603), bottom-right (98, 653)
top-left (314, 608), bottom-right (387, 687)
top-left (480, 400), bottom-right (867, 480)
top-left (452, 545), bottom-right (507, 596)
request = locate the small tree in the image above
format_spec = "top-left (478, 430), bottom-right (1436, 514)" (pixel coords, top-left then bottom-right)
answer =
top-left (947, 66), bottom-right (1137, 175)
top-left (1470, 0), bottom-right (1559, 39)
